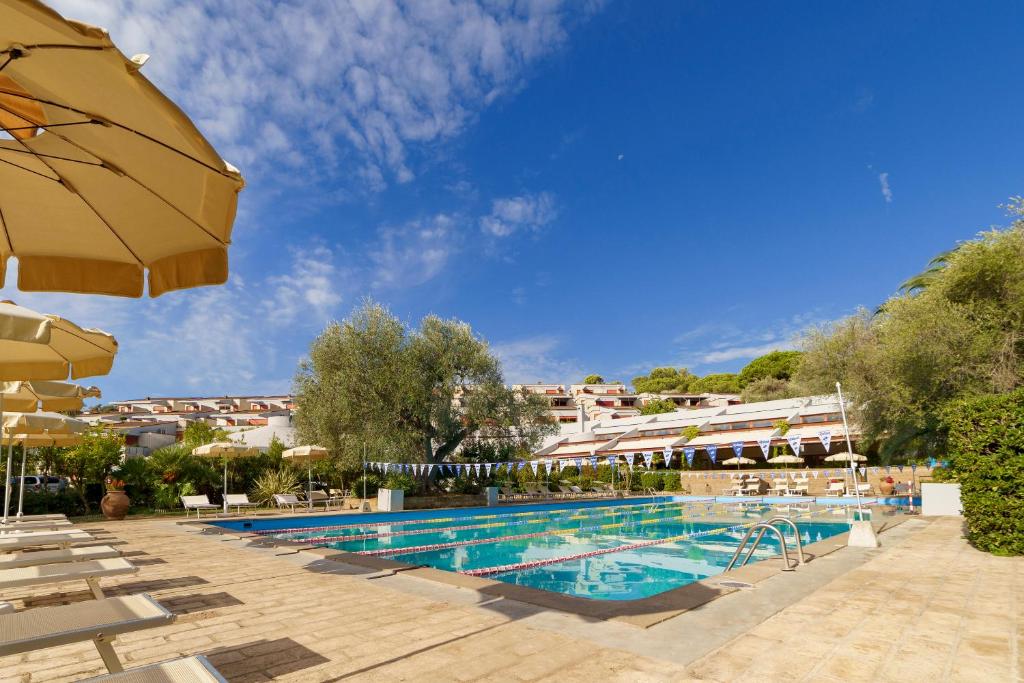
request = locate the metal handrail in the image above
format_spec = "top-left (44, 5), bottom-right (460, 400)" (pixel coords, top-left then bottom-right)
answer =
top-left (724, 517), bottom-right (805, 572)
top-left (763, 516), bottom-right (806, 566)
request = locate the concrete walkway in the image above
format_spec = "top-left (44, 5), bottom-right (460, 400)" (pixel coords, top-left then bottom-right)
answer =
top-left (0, 516), bottom-right (1018, 682)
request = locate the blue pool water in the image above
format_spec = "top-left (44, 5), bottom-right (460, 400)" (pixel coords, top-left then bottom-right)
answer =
top-left (213, 498), bottom-right (854, 600)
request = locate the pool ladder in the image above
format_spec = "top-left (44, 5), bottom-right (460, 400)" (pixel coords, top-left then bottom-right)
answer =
top-left (725, 516), bottom-right (806, 572)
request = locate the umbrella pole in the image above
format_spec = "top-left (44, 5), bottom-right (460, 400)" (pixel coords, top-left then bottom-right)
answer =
top-left (223, 457), bottom-right (228, 514)
top-left (308, 462), bottom-right (312, 511)
top-left (16, 445), bottom-right (28, 518)
top-left (836, 383), bottom-right (863, 516)
top-left (0, 392), bottom-right (7, 526)
top-left (2, 437), bottom-right (13, 526)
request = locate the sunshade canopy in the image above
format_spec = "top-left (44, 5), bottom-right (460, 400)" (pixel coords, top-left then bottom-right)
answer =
top-left (0, 300), bottom-right (49, 343)
top-left (767, 454), bottom-right (805, 464)
top-left (191, 442), bottom-right (257, 459)
top-left (0, 301), bottom-right (117, 380)
top-left (282, 445), bottom-right (329, 463)
top-left (0, 0), bottom-right (244, 297)
top-left (824, 452), bottom-right (867, 462)
top-left (0, 379), bottom-right (99, 411)
top-left (721, 456), bottom-right (756, 466)
top-left (1, 431), bottom-right (81, 447)
top-left (1, 410), bottom-right (86, 435)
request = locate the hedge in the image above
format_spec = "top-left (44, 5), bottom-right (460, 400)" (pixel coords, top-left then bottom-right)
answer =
top-left (939, 389), bottom-right (1024, 555)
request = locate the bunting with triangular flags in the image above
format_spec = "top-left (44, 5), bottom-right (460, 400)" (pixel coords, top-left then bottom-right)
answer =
top-left (731, 442), bottom-right (744, 458)
top-left (757, 438), bottom-right (772, 459)
top-left (706, 444), bottom-right (718, 464)
top-left (786, 433), bottom-right (801, 455)
top-left (683, 446), bottom-right (695, 467)
top-left (624, 453), bottom-right (635, 469)
top-left (818, 429), bottom-right (832, 451)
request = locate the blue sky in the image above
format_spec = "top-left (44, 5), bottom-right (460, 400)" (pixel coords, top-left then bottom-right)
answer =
top-left (6, 0), bottom-right (1023, 402)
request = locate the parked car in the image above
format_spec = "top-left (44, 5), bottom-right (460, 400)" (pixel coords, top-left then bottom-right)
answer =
top-left (8, 475), bottom-right (68, 493)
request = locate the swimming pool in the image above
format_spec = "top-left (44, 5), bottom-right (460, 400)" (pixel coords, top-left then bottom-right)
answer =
top-left (213, 498), bottom-right (854, 600)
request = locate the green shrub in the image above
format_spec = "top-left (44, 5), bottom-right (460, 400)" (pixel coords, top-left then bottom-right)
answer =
top-left (20, 491), bottom-right (86, 517)
top-left (350, 474), bottom-right (381, 498)
top-left (639, 472), bottom-right (664, 491)
top-left (593, 465), bottom-right (614, 483)
top-left (249, 468), bottom-right (300, 505)
top-left (559, 465), bottom-right (579, 478)
top-left (663, 472), bottom-right (682, 491)
top-left (940, 389), bottom-right (1024, 555)
top-left (383, 473), bottom-right (417, 496)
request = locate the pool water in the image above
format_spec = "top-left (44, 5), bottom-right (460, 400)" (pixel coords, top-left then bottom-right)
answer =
top-left (214, 498), bottom-right (852, 600)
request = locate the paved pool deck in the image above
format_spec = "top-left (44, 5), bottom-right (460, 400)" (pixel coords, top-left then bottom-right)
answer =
top-left (0, 515), bottom-right (1018, 682)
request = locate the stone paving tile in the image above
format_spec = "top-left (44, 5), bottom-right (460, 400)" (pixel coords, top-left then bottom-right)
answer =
top-left (0, 516), bottom-right (1019, 682)
top-left (684, 517), bottom-right (1023, 683)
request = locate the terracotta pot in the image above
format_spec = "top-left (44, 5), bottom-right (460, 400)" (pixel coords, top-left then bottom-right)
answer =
top-left (101, 490), bottom-right (130, 520)
top-left (879, 481), bottom-right (894, 496)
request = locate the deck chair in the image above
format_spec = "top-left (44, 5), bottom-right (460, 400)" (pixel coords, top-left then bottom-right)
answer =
top-left (0, 529), bottom-right (92, 552)
top-left (855, 482), bottom-right (874, 496)
top-left (223, 493), bottom-right (258, 514)
top-left (557, 485), bottom-right (577, 498)
top-left (0, 557), bottom-right (137, 599)
top-left (0, 593), bottom-right (174, 674)
top-left (0, 518), bottom-right (72, 532)
top-left (83, 655), bottom-right (227, 682)
top-left (825, 481), bottom-right (846, 496)
top-left (0, 545), bottom-right (120, 570)
top-left (273, 493), bottom-right (303, 512)
top-left (180, 495), bottom-right (218, 518)
top-left (305, 490), bottom-right (341, 509)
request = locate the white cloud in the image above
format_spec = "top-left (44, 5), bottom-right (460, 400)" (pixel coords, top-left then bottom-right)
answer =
top-left (369, 214), bottom-right (459, 289)
top-left (263, 243), bottom-right (346, 327)
top-left (700, 340), bottom-right (798, 364)
top-left (480, 192), bottom-right (557, 237)
top-left (491, 335), bottom-right (582, 385)
top-left (878, 172), bottom-right (893, 203)
top-left (49, 0), bottom-right (593, 192)
top-left (0, 241), bottom-right (348, 400)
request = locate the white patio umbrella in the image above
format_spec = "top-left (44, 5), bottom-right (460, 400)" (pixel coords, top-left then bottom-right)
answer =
top-left (721, 456), bottom-right (756, 469)
top-left (191, 442), bottom-right (259, 514)
top-left (824, 452), bottom-right (867, 463)
top-left (1, 1), bottom-right (245, 297)
top-left (282, 445), bottom-right (330, 510)
top-left (1, 410), bottom-right (86, 523)
top-left (767, 454), bottom-right (805, 470)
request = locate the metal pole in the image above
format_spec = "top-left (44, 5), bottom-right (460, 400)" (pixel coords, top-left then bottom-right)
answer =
top-left (308, 461), bottom-right (313, 510)
top-left (2, 437), bottom-right (13, 527)
top-left (0, 392), bottom-right (8, 527)
top-left (362, 443), bottom-right (367, 503)
top-left (16, 444), bottom-right (28, 517)
top-left (836, 382), bottom-right (864, 516)
top-left (223, 457), bottom-right (228, 514)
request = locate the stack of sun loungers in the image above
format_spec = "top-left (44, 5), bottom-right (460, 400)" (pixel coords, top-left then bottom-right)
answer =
top-left (0, 515), bottom-right (227, 681)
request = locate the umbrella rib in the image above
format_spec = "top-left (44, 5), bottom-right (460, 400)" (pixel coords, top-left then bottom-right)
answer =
top-left (0, 89), bottom-right (238, 179)
top-left (0, 128), bottom-right (146, 267)
top-left (0, 155), bottom-right (61, 182)
top-left (0, 103), bottom-right (228, 246)
top-left (0, 206), bottom-right (12, 253)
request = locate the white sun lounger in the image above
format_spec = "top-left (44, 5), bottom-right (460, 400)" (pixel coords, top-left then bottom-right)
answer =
top-left (82, 655), bottom-right (227, 682)
top-left (224, 493), bottom-right (259, 514)
top-left (0, 529), bottom-right (92, 552)
top-left (0, 519), bottom-right (73, 532)
top-left (273, 493), bottom-right (303, 512)
top-left (180, 495), bottom-right (219, 518)
top-left (0, 557), bottom-right (137, 599)
top-left (0, 593), bottom-right (174, 673)
top-left (0, 545), bottom-right (120, 570)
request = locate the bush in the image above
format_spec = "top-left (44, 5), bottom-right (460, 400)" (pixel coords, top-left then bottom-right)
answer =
top-left (19, 491), bottom-right (86, 517)
top-left (349, 474), bottom-right (381, 498)
top-left (639, 472), bottom-right (664, 491)
top-left (383, 473), bottom-right (417, 496)
top-left (249, 468), bottom-right (301, 505)
top-left (940, 389), bottom-right (1024, 555)
top-left (663, 472), bottom-right (682, 491)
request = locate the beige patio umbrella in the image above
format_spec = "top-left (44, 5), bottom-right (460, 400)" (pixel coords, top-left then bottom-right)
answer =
top-left (0, 301), bottom-right (118, 380)
top-left (1, 410), bottom-right (85, 524)
top-left (0, 299), bottom-right (50, 343)
top-left (0, 1), bottom-right (245, 297)
top-left (282, 445), bottom-right (330, 510)
top-left (0, 380), bottom-right (100, 411)
top-left (767, 454), bottom-right (805, 472)
top-left (192, 442), bottom-right (259, 514)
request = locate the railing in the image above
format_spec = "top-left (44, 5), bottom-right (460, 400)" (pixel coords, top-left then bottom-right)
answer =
top-left (724, 516), bottom-right (805, 572)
